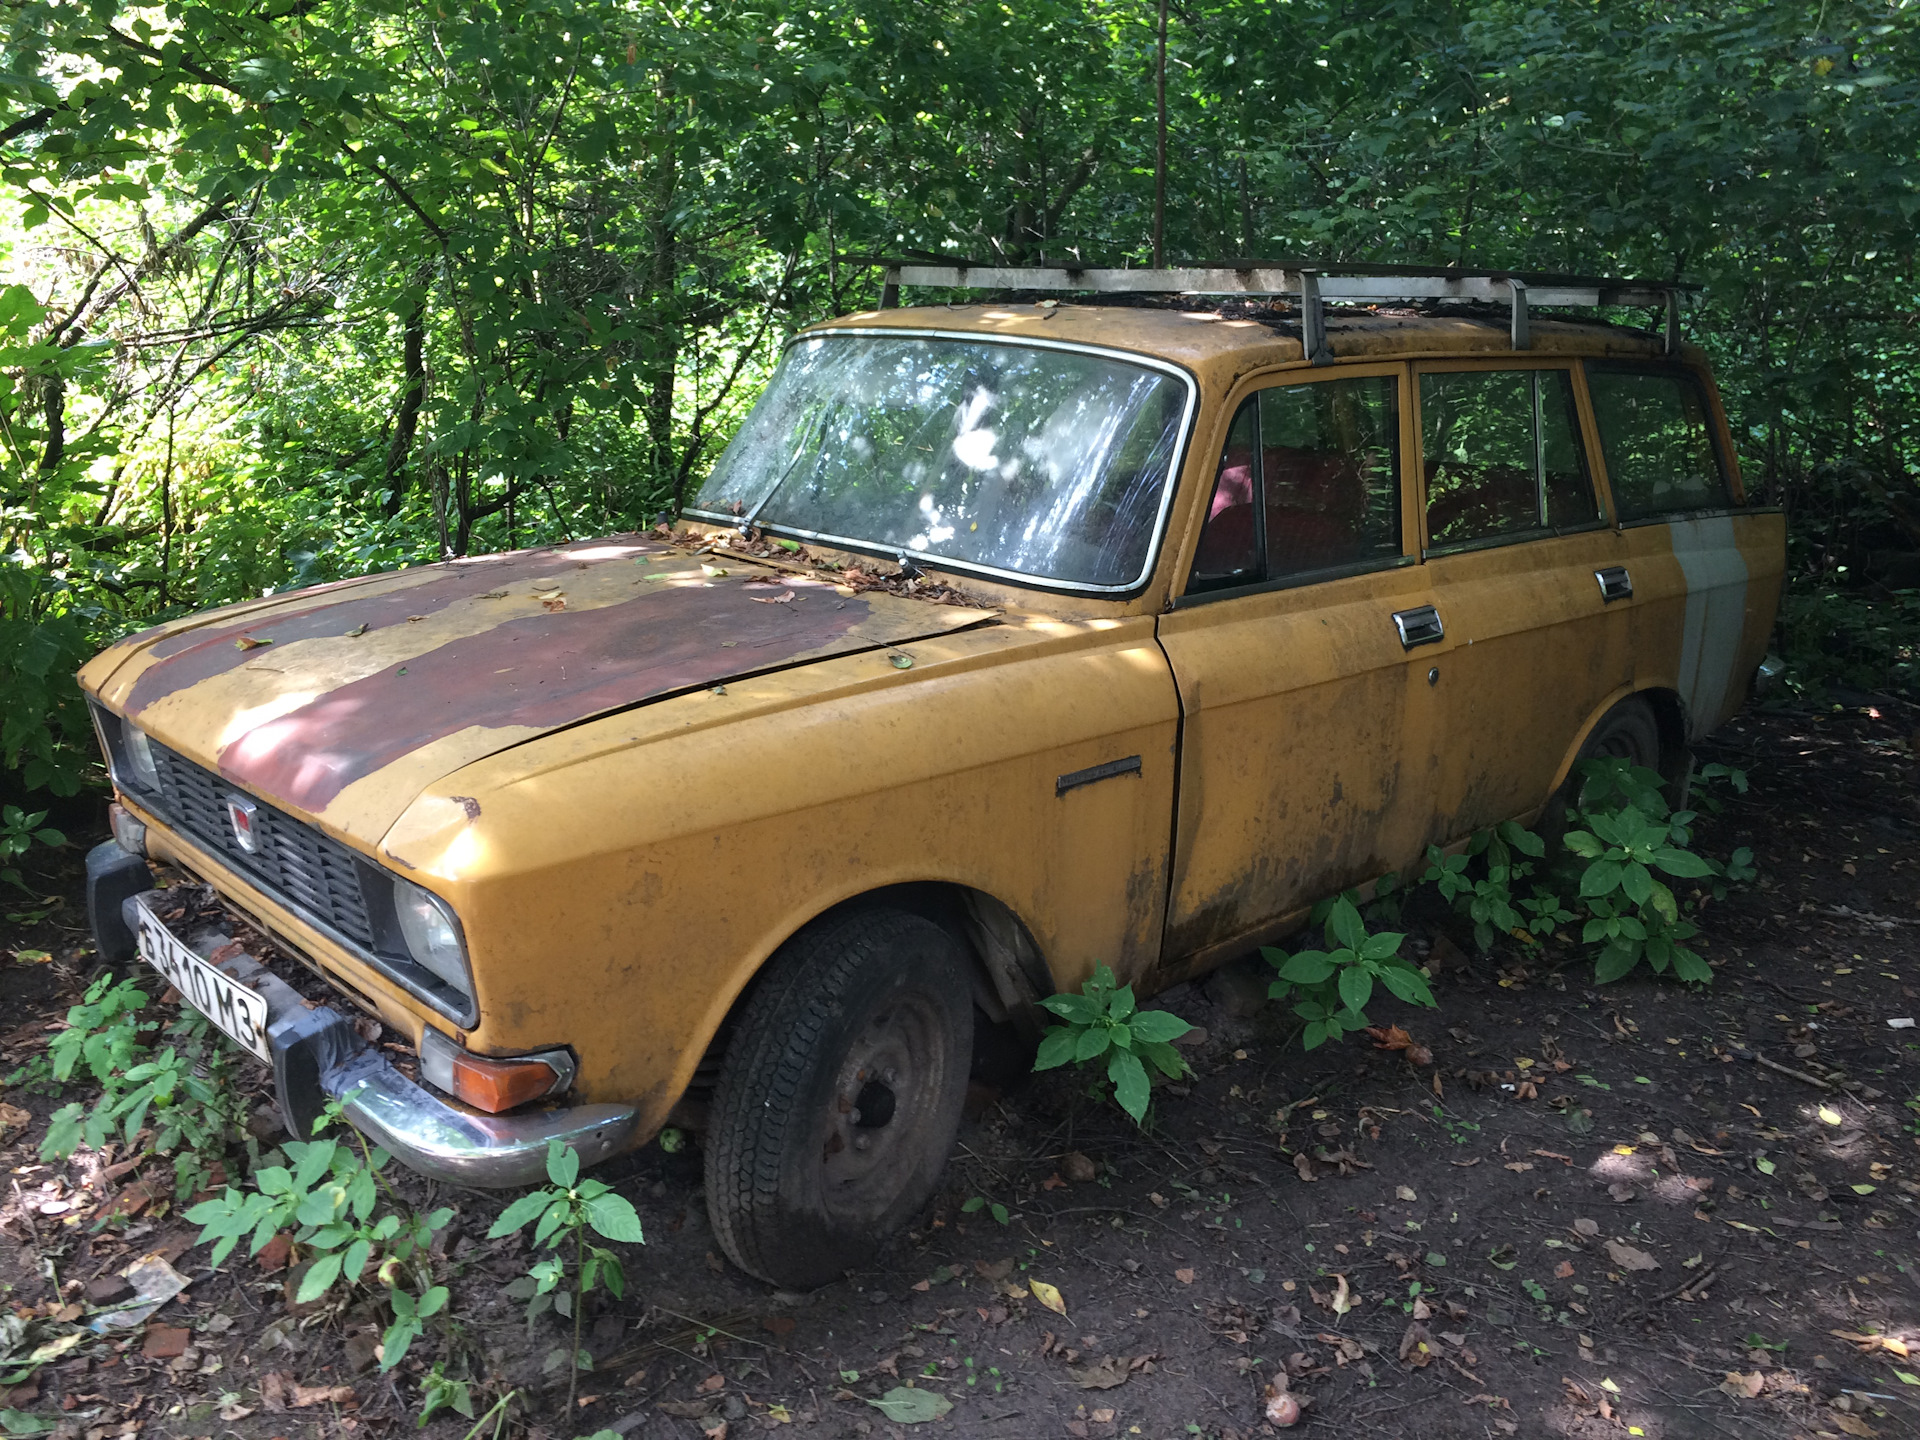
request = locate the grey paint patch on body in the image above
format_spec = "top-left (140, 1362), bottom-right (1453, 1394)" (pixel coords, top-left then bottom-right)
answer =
top-left (1668, 515), bottom-right (1749, 737)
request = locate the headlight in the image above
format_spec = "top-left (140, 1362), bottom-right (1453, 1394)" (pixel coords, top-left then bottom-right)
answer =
top-left (123, 725), bottom-right (162, 792)
top-left (393, 878), bottom-right (469, 995)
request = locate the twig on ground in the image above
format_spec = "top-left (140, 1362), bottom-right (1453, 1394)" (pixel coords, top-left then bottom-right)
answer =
top-left (1729, 1046), bottom-right (1832, 1089)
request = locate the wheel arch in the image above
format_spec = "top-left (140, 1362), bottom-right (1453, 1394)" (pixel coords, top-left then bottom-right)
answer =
top-left (664, 881), bottom-right (1054, 1133)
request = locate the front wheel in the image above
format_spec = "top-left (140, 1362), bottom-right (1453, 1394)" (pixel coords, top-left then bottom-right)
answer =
top-left (704, 907), bottom-right (974, 1288)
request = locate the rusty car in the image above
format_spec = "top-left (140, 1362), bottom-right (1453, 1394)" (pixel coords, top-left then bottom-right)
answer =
top-left (78, 264), bottom-right (1784, 1286)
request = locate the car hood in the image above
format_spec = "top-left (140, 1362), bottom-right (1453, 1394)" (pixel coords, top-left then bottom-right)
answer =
top-left (87, 536), bottom-right (995, 843)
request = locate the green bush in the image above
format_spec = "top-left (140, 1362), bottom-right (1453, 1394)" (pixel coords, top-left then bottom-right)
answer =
top-left (1033, 963), bottom-right (1193, 1124)
top-left (1263, 896), bottom-right (1436, 1050)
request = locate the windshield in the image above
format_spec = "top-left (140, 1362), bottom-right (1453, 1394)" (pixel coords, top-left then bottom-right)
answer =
top-left (689, 333), bottom-right (1192, 590)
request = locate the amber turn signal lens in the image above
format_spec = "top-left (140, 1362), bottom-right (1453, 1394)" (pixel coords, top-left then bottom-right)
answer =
top-left (419, 1030), bottom-right (565, 1113)
top-left (445, 1050), bottom-right (560, 1113)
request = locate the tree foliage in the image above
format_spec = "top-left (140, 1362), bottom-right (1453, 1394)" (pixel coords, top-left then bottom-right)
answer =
top-left (1, 0), bottom-right (1915, 795)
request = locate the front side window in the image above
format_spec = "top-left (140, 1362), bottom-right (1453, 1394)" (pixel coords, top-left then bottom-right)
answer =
top-left (1420, 368), bottom-right (1598, 551)
top-left (1186, 375), bottom-right (1402, 592)
top-left (1585, 366), bottom-right (1731, 520)
top-left (688, 333), bottom-right (1191, 590)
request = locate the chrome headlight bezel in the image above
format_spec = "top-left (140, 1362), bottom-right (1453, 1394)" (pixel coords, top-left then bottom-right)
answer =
top-left (387, 877), bottom-right (474, 1005)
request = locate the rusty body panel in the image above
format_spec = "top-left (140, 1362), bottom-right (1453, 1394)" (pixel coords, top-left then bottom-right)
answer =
top-left (79, 299), bottom-right (1784, 1169)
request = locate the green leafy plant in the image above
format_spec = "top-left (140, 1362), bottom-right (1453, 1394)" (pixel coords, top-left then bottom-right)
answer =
top-left (1422, 821), bottom-right (1548, 952)
top-left (1563, 759), bottom-right (1718, 983)
top-left (0, 805), bottom-right (64, 893)
top-left (486, 1140), bottom-right (644, 1414)
top-left (186, 1100), bottom-right (453, 1371)
top-left (1033, 963), bottom-right (1192, 1124)
top-left (37, 977), bottom-right (242, 1197)
top-left (1264, 897), bottom-right (1435, 1050)
top-left (960, 1195), bottom-right (1010, 1226)
top-left (417, 1361), bottom-right (476, 1426)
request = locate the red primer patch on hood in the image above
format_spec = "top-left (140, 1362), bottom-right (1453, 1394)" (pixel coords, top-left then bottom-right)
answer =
top-left (124, 543), bottom-right (646, 716)
top-left (213, 575), bottom-right (873, 813)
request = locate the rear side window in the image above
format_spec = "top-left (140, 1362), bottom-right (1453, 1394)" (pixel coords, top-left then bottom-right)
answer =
top-left (1420, 368), bottom-right (1598, 552)
top-left (1187, 375), bottom-right (1402, 593)
top-left (1585, 366), bottom-right (1731, 519)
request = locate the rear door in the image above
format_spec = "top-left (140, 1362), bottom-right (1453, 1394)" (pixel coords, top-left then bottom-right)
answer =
top-left (1584, 363), bottom-right (1782, 737)
top-left (1155, 364), bottom-right (1448, 974)
top-left (1412, 360), bottom-right (1630, 838)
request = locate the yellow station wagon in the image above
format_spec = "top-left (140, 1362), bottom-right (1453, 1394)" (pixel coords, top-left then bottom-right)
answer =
top-left (78, 265), bottom-right (1783, 1287)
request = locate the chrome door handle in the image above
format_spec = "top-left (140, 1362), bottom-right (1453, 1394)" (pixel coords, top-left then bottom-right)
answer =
top-left (1595, 566), bottom-right (1633, 603)
top-left (1392, 605), bottom-right (1445, 650)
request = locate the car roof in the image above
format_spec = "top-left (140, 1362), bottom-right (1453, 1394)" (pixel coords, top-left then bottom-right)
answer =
top-left (809, 301), bottom-right (1697, 371)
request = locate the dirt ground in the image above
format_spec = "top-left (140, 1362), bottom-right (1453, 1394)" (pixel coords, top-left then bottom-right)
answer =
top-left (3, 696), bottom-right (1918, 1440)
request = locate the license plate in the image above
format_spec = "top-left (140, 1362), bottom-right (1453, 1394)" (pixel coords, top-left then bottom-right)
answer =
top-left (135, 900), bottom-right (272, 1064)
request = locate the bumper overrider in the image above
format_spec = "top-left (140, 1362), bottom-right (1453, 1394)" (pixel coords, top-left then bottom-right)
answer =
top-left (87, 839), bottom-right (638, 1188)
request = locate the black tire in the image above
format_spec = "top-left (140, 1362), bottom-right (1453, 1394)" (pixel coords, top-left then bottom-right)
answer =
top-left (705, 907), bottom-right (974, 1288)
top-left (1579, 695), bottom-right (1662, 772)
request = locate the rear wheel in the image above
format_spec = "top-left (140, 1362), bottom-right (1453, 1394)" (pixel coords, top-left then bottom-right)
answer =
top-left (1539, 695), bottom-right (1667, 844)
top-left (705, 908), bottom-right (973, 1288)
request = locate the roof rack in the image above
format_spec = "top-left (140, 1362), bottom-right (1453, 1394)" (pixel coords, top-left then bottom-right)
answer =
top-left (867, 260), bottom-right (1696, 362)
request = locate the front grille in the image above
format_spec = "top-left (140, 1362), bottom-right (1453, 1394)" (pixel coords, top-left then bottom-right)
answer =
top-left (148, 743), bottom-right (378, 952)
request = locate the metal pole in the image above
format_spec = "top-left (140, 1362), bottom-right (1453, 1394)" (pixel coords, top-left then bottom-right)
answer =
top-left (1154, 0), bottom-right (1167, 268)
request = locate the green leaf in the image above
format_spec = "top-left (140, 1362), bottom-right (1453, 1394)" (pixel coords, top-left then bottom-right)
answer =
top-left (1126, 1009), bottom-right (1192, 1044)
top-left (1377, 964), bottom-right (1436, 1008)
top-left (1337, 965), bottom-right (1373, 1016)
top-left (584, 1193), bottom-right (645, 1244)
top-left (417, 1285), bottom-right (449, 1318)
top-left (1652, 846), bottom-right (1713, 878)
top-left (1621, 861), bottom-right (1652, 906)
top-left (1593, 942), bottom-right (1640, 984)
top-left (1580, 859), bottom-right (1623, 897)
top-left (1072, 1026), bottom-right (1111, 1062)
top-left (342, 1236), bottom-right (371, 1285)
top-left (545, 1140), bottom-right (580, 1188)
top-left (1359, 930), bottom-right (1405, 961)
top-left (1278, 950), bottom-right (1337, 984)
top-left (1107, 1049), bottom-right (1150, 1124)
top-left (297, 1249), bottom-right (345, 1304)
top-left (487, 1189), bottom-right (554, 1238)
top-left (866, 1387), bottom-right (953, 1423)
top-left (1326, 896), bottom-right (1365, 951)
top-left (1033, 1027), bottom-right (1077, 1071)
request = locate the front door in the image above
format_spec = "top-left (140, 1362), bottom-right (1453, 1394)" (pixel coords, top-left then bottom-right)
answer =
top-left (1156, 364), bottom-right (1447, 972)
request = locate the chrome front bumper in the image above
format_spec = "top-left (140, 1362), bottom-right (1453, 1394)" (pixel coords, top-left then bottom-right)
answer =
top-left (104, 863), bottom-right (637, 1188)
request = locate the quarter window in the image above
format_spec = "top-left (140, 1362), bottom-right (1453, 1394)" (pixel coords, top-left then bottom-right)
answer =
top-left (1186, 375), bottom-right (1402, 592)
top-left (1585, 366), bottom-right (1731, 519)
top-left (1420, 368), bottom-right (1598, 552)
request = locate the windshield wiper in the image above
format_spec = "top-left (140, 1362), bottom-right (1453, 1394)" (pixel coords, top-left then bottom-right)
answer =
top-left (742, 404), bottom-right (831, 531)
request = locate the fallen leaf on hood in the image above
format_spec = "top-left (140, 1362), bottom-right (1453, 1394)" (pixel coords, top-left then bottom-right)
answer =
top-left (1718, 1371), bottom-right (1764, 1399)
top-left (1030, 1280), bottom-right (1067, 1316)
top-left (1604, 1240), bottom-right (1659, 1272)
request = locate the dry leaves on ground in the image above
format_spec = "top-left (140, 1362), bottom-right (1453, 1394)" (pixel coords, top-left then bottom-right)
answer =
top-left (1604, 1240), bottom-right (1659, 1272)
